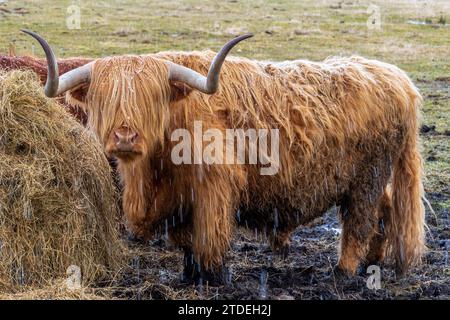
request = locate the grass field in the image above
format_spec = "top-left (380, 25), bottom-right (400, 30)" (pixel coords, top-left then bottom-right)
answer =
top-left (0, 0), bottom-right (448, 299)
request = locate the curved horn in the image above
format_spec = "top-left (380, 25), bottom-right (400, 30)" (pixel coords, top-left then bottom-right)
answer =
top-left (21, 29), bottom-right (92, 97)
top-left (168, 33), bottom-right (253, 94)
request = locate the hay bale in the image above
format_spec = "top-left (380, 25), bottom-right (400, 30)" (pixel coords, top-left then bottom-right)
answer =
top-left (0, 70), bottom-right (126, 293)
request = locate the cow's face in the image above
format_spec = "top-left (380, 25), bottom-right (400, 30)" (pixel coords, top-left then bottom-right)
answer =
top-left (85, 56), bottom-right (172, 163)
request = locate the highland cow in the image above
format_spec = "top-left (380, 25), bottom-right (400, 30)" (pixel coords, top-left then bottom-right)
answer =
top-left (24, 29), bottom-right (425, 283)
top-left (0, 54), bottom-right (91, 123)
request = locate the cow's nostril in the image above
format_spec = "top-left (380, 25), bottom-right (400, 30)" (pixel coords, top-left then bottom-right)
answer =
top-left (130, 133), bottom-right (138, 143)
top-left (114, 131), bottom-right (121, 142)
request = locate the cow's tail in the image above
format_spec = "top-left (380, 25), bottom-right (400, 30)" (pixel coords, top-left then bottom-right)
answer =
top-left (387, 91), bottom-right (425, 276)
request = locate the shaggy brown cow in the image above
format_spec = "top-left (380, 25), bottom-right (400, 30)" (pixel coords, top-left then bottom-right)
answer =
top-left (24, 29), bottom-right (425, 283)
top-left (0, 54), bottom-right (91, 123)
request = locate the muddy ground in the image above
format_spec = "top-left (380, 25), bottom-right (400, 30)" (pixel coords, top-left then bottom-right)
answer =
top-left (103, 195), bottom-right (448, 300)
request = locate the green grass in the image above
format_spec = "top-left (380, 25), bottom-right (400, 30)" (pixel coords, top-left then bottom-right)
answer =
top-left (0, 0), bottom-right (449, 199)
top-left (1, 1), bottom-right (448, 68)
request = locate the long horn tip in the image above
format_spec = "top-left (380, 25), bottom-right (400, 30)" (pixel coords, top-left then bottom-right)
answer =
top-left (240, 33), bottom-right (254, 39)
top-left (20, 29), bottom-right (43, 42)
top-left (20, 29), bottom-right (35, 36)
top-left (20, 28), bottom-right (61, 98)
top-left (233, 33), bottom-right (254, 42)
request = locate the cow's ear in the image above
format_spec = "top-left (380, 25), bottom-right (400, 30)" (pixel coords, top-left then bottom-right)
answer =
top-left (65, 83), bottom-right (89, 111)
top-left (170, 81), bottom-right (193, 102)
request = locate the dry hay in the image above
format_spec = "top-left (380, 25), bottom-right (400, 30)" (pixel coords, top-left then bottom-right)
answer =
top-left (0, 70), bottom-right (127, 295)
top-left (0, 279), bottom-right (108, 300)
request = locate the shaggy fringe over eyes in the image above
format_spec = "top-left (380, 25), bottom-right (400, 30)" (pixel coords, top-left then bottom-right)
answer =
top-left (87, 56), bottom-right (171, 154)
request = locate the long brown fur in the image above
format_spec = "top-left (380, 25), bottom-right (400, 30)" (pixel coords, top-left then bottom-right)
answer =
top-left (72, 50), bottom-right (425, 275)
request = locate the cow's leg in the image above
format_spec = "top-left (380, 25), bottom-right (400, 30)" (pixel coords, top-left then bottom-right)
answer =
top-left (167, 218), bottom-right (204, 284)
top-left (337, 192), bottom-right (378, 275)
top-left (365, 187), bottom-right (392, 266)
top-left (181, 246), bottom-right (203, 284)
top-left (336, 147), bottom-right (393, 276)
top-left (190, 180), bottom-right (235, 286)
top-left (170, 228), bottom-right (208, 285)
top-left (171, 225), bottom-right (222, 285)
top-left (337, 176), bottom-right (391, 275)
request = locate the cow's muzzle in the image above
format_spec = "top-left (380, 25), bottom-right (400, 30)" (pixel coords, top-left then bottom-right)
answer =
top-left (107, 126), bottom-right (142, 159)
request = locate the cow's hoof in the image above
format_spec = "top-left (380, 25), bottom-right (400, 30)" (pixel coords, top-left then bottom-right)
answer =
top-left (181, 253), bottom-right (201, 284)
top-left (126, 231), bottom-right (143, 243)
top-left (201, 267), bottom-right (229, 286)
top-left (182, 266), bottom-right (229, 286)
top-left (181, 247), bottom-right (229, 286)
